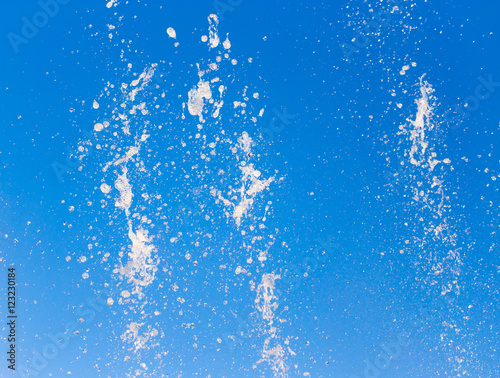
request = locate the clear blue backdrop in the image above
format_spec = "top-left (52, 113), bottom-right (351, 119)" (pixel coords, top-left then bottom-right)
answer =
top-left (1, 1), bottom-right (499, 377)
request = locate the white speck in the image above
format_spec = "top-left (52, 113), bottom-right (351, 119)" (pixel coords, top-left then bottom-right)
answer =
top-left (94, 123), bottom-right (103, 131)
top-left (114, 168), bottom-right (133, 216)
top-left (93, 100), bottom-right (99, 109)
top-left (187, 79), bottom-right (212, 122)
top-left (167, 27), bottom-right (176, 39)
top-left (238, 131), bottom-right (253, 154)
top-left (100, 183), bottom-right (112, 194)
top-left (223, 35), bottom-right (231, 49)
top-left (207, 14), bottom-right (220, 49)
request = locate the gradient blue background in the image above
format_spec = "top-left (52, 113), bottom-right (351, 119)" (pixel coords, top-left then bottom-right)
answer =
top-left (1, 1), bottom-right (499, 377)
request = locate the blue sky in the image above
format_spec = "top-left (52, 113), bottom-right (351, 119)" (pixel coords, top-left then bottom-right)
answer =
top-left (1, 1), bottom-right (500, 377)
